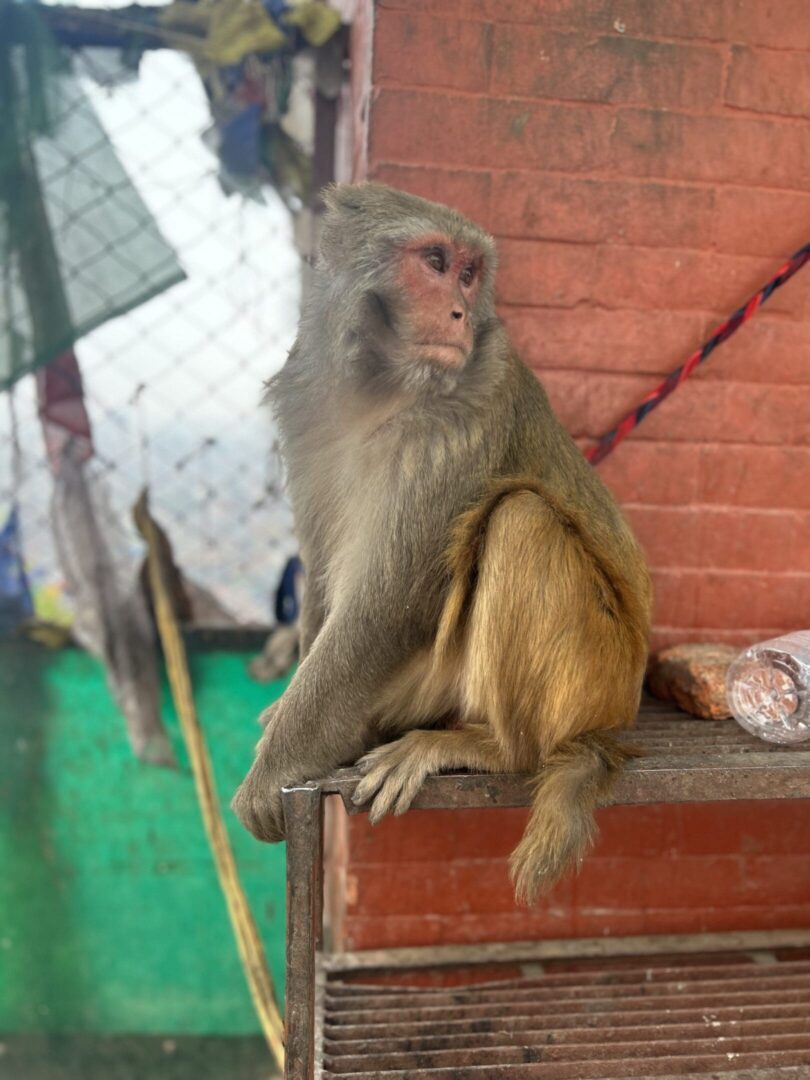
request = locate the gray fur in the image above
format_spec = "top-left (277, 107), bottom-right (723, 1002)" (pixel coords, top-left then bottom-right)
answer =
top-left (231, 182), bottom-right (641, 844)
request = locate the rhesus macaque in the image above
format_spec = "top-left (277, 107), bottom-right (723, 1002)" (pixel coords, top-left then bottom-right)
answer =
top-left (232, 184), bottom-right (652, 902)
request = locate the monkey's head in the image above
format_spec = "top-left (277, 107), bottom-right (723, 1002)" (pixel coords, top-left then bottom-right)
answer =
top-left (316, 184), bottom-right (498, 388)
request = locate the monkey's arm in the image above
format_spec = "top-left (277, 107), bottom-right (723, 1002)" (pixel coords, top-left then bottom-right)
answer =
top-left (232, 585), bottom-right (429, 842)
top-left (297, 572), bottom-right (326, 658)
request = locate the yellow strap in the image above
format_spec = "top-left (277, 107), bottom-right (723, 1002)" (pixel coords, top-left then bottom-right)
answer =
top-left (134, 491), bottom-right (285, 1071)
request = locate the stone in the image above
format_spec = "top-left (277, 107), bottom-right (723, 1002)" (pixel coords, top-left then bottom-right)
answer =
top-left (647, 643), bottom-right (740, 720)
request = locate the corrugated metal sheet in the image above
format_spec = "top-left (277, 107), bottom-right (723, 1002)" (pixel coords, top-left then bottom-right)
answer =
top-left (321, 949), bottom-right (810, 1079)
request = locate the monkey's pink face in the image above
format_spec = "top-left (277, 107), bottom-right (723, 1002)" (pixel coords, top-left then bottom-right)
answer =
top-left (395, 234), bottom-right (484, 370)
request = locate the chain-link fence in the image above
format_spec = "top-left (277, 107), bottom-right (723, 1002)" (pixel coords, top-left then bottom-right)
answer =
top-left (1, 12), bottom-right (312, 630)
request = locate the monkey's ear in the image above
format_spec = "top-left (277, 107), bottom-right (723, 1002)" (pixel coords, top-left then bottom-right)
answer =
top-left (318, 184), bottom-right (369, 267)
top-left (320, 183), bottom-right (366, 217)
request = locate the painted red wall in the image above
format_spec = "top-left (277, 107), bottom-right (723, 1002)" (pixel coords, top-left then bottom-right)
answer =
top-left (327, 0), bottom-right (810, 952)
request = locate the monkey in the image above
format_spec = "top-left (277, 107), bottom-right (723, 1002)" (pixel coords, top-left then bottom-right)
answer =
top-left (232, 182), bottom-right (652, 903)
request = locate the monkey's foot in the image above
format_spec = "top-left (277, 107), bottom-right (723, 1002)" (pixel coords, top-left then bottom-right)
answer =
top-left (352, 731), bottom-right (438, 824)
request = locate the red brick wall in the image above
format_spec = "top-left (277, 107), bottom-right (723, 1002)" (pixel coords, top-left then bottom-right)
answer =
top-left (327, 0), bottom-right (810, 952)
top-left (330, 800), bottom-right (810, 951)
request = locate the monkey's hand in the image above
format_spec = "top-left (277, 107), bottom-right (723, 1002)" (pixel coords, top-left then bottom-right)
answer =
top-left (231, 750), bottom-right (287, 843)
top-left (232, 704), bottom-right (294, 841)
top-left (352, 731), bottom-right (436, 824)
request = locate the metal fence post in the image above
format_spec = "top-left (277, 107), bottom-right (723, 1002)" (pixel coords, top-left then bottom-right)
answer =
top-left (282, 782), bottom-right (324, 1080)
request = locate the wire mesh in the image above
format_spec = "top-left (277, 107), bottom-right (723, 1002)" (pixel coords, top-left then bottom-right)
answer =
top-left (1, 29), bottom-right (302, 626)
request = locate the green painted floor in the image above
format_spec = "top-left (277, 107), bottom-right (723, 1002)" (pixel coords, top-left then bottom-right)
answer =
top-left (0, 640), bottom-right (291, 1039)
top-left (0, 1036), bottom-right (279, 1079)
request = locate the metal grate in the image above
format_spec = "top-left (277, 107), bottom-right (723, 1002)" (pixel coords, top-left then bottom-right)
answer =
top-left (321, 948), bottom-right (810, 1079)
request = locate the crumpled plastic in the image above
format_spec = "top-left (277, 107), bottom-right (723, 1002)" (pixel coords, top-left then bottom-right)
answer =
top-left (50, 446), bottom-right (175, 767)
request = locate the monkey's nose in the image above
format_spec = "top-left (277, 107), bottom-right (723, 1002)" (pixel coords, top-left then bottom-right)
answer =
top-left (451, 308), bottom-right (464, 321)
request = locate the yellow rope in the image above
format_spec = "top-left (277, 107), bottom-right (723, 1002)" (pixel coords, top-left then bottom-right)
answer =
top-left (134, 491), bottom-right (285, 1071)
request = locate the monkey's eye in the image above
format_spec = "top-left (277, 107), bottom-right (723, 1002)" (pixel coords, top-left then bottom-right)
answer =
top-left (424, 248), bottom-right (447, 273)
top-left (459, 265), bottom-right (476, 287)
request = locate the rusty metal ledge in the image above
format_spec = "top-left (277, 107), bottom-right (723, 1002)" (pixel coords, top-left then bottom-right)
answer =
top-left (321, 930), bottom-right (810, 975)
top-left (319, 703), bottom-right (810, 812)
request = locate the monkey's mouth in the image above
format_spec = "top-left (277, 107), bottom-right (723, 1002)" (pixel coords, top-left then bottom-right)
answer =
top-left (413, 342), bottom-right (468, 369)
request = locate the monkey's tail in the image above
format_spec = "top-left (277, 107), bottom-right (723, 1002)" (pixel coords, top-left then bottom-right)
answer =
top-left (511, 731), bottom-right (638, 906)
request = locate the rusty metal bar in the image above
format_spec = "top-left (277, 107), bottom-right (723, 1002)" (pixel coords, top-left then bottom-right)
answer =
top-left (283, 782), bottom-right (325, 1080)
top-left (316, 703), bottom-right (810, 813)
top-left (322, 930), bottom-right (810, 975)
top-left (323, 1003), bottom-right (810, 1045)
top-left (327, 1053), bottom-right (810, 1078)
top-left (322, 754), bottom-right (810, 812)
top-left (322, 1018), bottom-right (810, 1057)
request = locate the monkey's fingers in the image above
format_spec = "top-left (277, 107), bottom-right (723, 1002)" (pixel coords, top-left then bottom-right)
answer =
top-left (353, 737), bottom-right (433, 821)
top-left (352, 744), bottom-right (400, 802)
top-left (391, 769), bottom-right (428, 817)
top-left (231, 785), bottom-right (285, 843)
top-left (367, 764), bottom-right (411, 824)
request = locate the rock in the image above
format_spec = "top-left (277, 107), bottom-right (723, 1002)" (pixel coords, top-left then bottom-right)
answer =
top-left (647, 643), bottom-right (739, 720)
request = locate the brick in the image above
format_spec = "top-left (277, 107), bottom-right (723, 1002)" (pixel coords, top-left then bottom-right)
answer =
top-left (650, 569), bottom-right (699, 628)
top-left (696, 570), bottom-right (810, 629)
top-left (349, 859), bottom-right (574, 918)
top-left (631, 905), bottom-right (810, 935)
top-left (341, 899), bottom-right (810, 950)
top-left (541, 370), bottom-right (810, 447)
top-left (614, 0), bottom-right (810, 50)
top-left (700, 317), bottom-right (810, 386)
top-left (494, 176), bottom-right (810, 259)
top-left (714, 187), bottom-right (810, 257)
top-left (611, 109), bottom-right (810, 192)
top-left (737, 856), bottom-right (810, 906)
top-left (498, 240), bottom-right (809, 317)
top-left (727, 47), bottom-right (810, 119)
top-left (377, 0), bottom-right (810, 50)
top-left (701, 508), bottom-right (810, 574)
top-left (373, 9), bottom-right (492, 92)
top-left (347, 806), bottom-right (525, 864)
top-left (624, 505), bottom-right (703, 568)
top-left (368, 169), bottom-right (810, 261)
top-left (723, 2), bottom-right (810, 49)
top-left (508, 308), bottom-right (810, 386)
top-left (342, 908), bottom-right (579, 950)
top-left (598, 441), bottom-right (701, 506)
top-left (504, 308), bottom-right (707, 379)
top-left (592, 803), bottom-right (680, 857)
top-left (370, 90), bottom-right (613, 172)
top-left (493, 28), bottom-right (723, 109)
top-left (698, 445), bottom-right (810, 510)
top-left (493, 172), bottom-right (717, 251)
top-left (370, 164), bottom-right (494, 230)
top-left (375, 0), bottom-right (670, 37)
top-left (676, 802), bottom-right (810, 856)
top-left (650, 627), bottom-right (783, 651)
top-left (629, 856), bottom-right (747, 908)
top-left (621, 506), bottom-right (810, 574)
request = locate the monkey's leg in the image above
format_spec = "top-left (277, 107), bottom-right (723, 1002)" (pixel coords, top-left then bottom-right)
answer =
top-left (352, 726), bottom-right (505, 824)
top-left (443, 487), bottom-right (647, 902)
